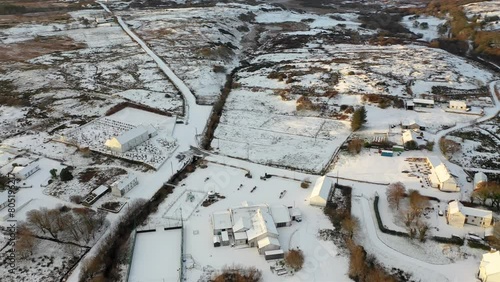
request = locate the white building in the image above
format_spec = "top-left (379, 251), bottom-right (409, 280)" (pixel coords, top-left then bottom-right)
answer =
top-left (449, 100), bottom-right (468, 111)
top-left (246, 209), bottom-right (279, 248)
top-left (212, 211), bottom-right (232, 235)
top-left (234, 232), bottom-right (248, 246)
top-left (413, 98), bottom-right (434, 108)
top-left (402, 130), bottom-right (417, 145)
top-left (310, 176), bottom-right (332, 207)
top-left (426, 157), bottom-right (459, 192)
top-left (111, 174), bottom-right (138, 196)
top-left (475, 172), bottom-right (488, 190)
top-left (447, 200), bottom-right (493, 228)
top-left (270, 205), bottom-right (292, 228)
top-left (13, 162), bottom-right (40, 180)
top-left (105, 125), bottom-right (157, 153)
top-left (0, 190), bottom-right (8, 211)
top-left (479, 251), bottom-right (500, 282)
top-left (289, 208), bottom-right (302, 222)
top-left (257, 236), bottom-right (281, 255)
top-left (401, 119), bottom-right (424, 130)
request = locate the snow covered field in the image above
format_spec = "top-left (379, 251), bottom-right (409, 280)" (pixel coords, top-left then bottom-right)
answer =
top-left (463, 1), bottom-right (500, 31)
top-left (401, 15), bottom-right (447, 42)
top-left (128, 227), bottom-right (183, 282)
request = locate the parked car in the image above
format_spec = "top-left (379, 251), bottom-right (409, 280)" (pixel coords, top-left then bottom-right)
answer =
top-left (466, 177), bottom-right (472, 182)
top-left (438, 210), bottom-right (444, 216)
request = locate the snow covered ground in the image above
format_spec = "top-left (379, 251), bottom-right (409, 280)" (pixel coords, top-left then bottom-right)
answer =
top-left (401, 15), bottom-right (447, 42)
top-left (463, 1), bottom-right (500, 31)
top-left (128, 227), bottom-right (183, 282)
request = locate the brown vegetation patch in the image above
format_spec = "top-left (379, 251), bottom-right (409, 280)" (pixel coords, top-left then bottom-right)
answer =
top-left (0, 35), bottom-right (85, 63)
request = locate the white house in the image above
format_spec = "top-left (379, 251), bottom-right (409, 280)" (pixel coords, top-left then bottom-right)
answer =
top-left (401, 119), bottom-right (425, 130)
top-left (212, 210), bottom-right (232, 235)
top-left (105, 125), bottom-right (157, 153)
top-left (449, 100), bottom-right (468, 111)
top-left (309, 176), bottom-right (332, 207)
top-left (13, 162), bottom-right (40, 180)
top-left (111, 174), bottom-right (138, 196)
top-left (247, 209), bottom-right (279, 248)
top-left (479, 251), bottom-right (500, 282)
top-left (402, 130), bottom-right (417, 145)
top-left (0, 190), bottom-right (8, 211)
top-left (426, 157), bottom-right (459, 192)
top-left (257, 236), bottom-right (281, 255)
top-left (270, 205), bottom-right (291, 228)
top-left (447, 200), bottom-right (493, 228)
top-left (475, 172), bottom-right (488, 190)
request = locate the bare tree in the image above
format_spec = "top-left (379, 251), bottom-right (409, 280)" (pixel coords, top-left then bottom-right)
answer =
top-left (417, 221), bottom-right (430, 242)
top-left (26, 208), bottom-right (61, 239)
top-left (348, 138), bottom-right (364, 154)
top-left (386, 182), bottom-right (406, 210)
top-left (408, 190), bottom-right (429, 218)
top-left (285, 249), bottom-right (304, 271)
top-left (16, 224), bottom-right (36, 259)
top-left (342, 216), bottom-right (360, 238)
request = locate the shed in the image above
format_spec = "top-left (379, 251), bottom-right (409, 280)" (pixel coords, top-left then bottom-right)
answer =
top-left (221, 231), bottom-right (230, 246)
top-left (474, 172), bottom-right (488, 190)
top-left (0, 190), bottom-right (8, 211)
top-left (111, 174), bottom-right (138, 196)
top-left (405, 100), bottom-right (414, 110)
top-left (309, 176), bottom-right (332, 207)
top-left (13, 162), bottom-right (40, 180)
top-left (392, 145), bottom-right (404, 152)
top-left (289, 208), bottom-right (302, 222)
top-left (105, 125), bottom-right (156, 153)
top-left (265, 249), bottom-right (285, 261)
top-left (479, 251), bottom-right (500, 282)
top-left (213, 235), bottom-right (221, 247)
top-left (413, 98), bottom-right (434, 108)
top-left (270, 205), bottom-right (292, 228)
top-left (381, 150), bottom-right (393, 157)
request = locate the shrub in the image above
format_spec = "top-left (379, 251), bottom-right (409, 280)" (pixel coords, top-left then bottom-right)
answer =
top-left (300, 181), bottom-right (309, 189)
top-left (60, 167), bottom-right (73, 182)
top-left (468, 240), bottom-right (490, 250)
top-left (213, 265), bottom-right (262, 282)
top-left (213, 65), bottom-right (226, 73)
top-left (285, 249), bottom-right (304, 271)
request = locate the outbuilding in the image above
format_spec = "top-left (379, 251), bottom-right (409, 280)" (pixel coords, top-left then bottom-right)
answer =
top-left (381, 150), bottom-right (393, 157)
top-left (413, 98), bottom-right (434, 108)
top-left (257, 236), bottom-right (281, 255)
top-left (289, 207), bottom-right (302, 222)
top-left (270, 205), bottom-right (292, 228)
top-left (105, 125), bottom-right (157, 153)
top-left (309, 176), bottom-right (332, 207)
top-left (426, 157), bottom-right (459, 192)
top-left (265, 249), bottom-right (285, 261)
top-left (13, 162), bottom-right (40, 180)
top-left (111, 174), bottom-right (139, 196)
top-left (234, 232), bottom-right (248, 246)
top-left (221, 231), bottom-right (230, 246)
top-left (479, 251), bottom-right (500, 282)
top-left (212, 211), bottom-right (232, 235)
top-left (474, 172), bottom-right (488, 190)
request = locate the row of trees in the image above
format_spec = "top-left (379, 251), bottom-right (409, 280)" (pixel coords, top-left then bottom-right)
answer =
top-left (351, 106), bottom-right (367, 131)
top-left (26, 206), bottom-right (107, 244)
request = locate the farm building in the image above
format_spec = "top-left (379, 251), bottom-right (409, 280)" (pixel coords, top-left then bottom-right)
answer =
top-left (309, 176), bottom-right (332, 207)
top-left (426, 157), bottom-right (459, 192)
top-left (246, 209), bottom-right (279, 248)
top-left (393, 145), bottom-right (404, 152)
top-left (111, 174), bottom-right (139, 196)
top-left (479, 251), bottom-right (500, 282)
top-left (447, 200), bottom-right (492, 228)
top-left (12, 162), bottom-right (40, 180)
top-left (105, 125), bottom-right (157, 153)
top-left (270, 205), bottom-right (292, 227)
top-left (401, 119), bottom-right (425, 130)
top-left (474, 172), bottom-right (488, 190)
top-left (0, 190), bottom-right (8, 211)
top-left (449, 100), bottom-right (469, 111)
top-left (212, 210), bottom-right (232, 235)
top-left (234, 232), bottom-right (248, 246)
top-left (82, 185), bottom-right (109, 206)
top-left (405, 100), bottom-right (414, 110)
top-left (264, 249), bottom-right (285, 261)
top-left (221, 231), bottom-right (230, 246)
top-left (289, 207), bottom-right (302, 222)
top-left (402, 130), bottom-right (417, 145)
top-left (413, 98), bottom-right (434, 108)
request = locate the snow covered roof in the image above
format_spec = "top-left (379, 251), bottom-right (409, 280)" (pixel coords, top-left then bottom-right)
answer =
top-left (212, 211), bottom-right (232, 231)
top-left (112, 174), bottom-right (137, 191)
top-left (233, 217), bottom-right (252, 233)
top-left (115, 125), bottom-right (149, 144)
top-left (427, 156), bottom-right (442, 169)
top-left (448, 200), bottom-right (492, 218)
top-left (93, 185), bottom-right (109, 196)
top-left (481, 251), bottom-right (500, 277)
top-left (221, 231), bottom-right (229, 241)
top-left (0, 190), bottom-right (7, 204)
top-left (234, 232), bottom-right (248, 240)
top-left (413, 98), bottom-right (434, 105)
top-left (246, 209), bottom-right (278, 241)
top-left (462, 206), bottom-right (493, 218)
top-left (310, 176), bottom-right (332, 202)
top-left (270, 205), bottom-right (291, 224)
top-left (265, 249), bottom-right (284, 256)
top-left (402, 118), bottom-right (418, 126)
top-left (289, 207), bottom-right (301, 218)
top-left (434, 164), bottom-right (454, 183)
top-left (13, 162), bottom-right (39, 175)
top-left (402, 130), bottom-right (415, 144)
top-left (474, 172), bottom-right (488, 186)
top-left (257, 236), bottom-right (280, 249)
top-left (406, 100), bottom-right (414, 106)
